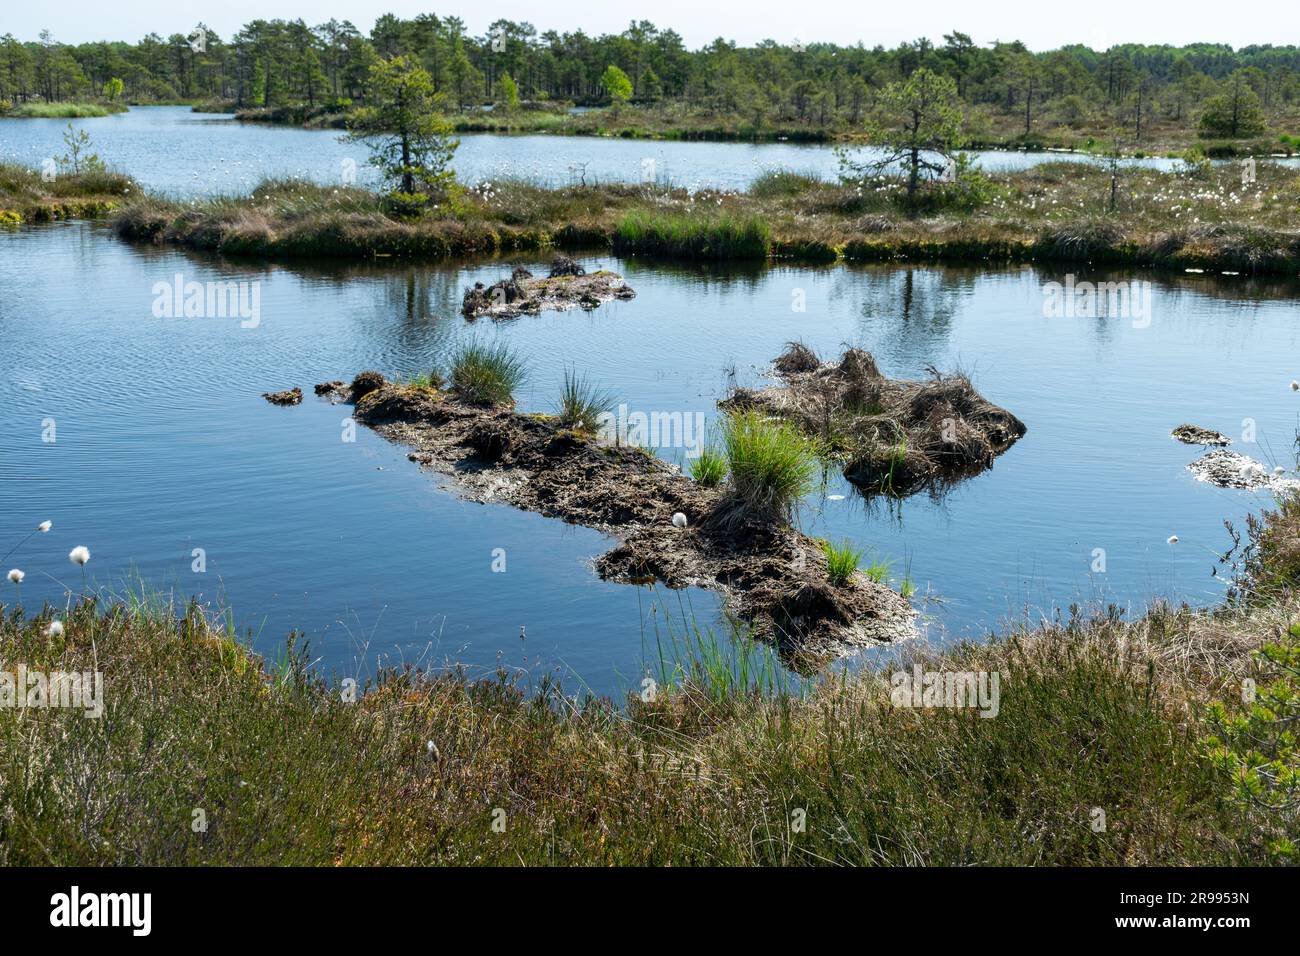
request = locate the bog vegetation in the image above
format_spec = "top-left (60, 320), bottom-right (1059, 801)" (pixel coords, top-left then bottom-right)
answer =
top-left (0, 491), bottom-right (1296, 864)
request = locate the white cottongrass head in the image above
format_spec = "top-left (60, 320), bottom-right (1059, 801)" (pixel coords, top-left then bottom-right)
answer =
top-left (6, 568), bottom-right (23, 584)
top-left (672, 512), bottom-right (688, 528)
top-left (47, 620), bottom-right (63, 637)
top-left (1167, 535), bottom-right (1179, 545)
top-left (37, 520), bottom-right (51, 533)
top-left (68, 546), bottom-right (90, 566)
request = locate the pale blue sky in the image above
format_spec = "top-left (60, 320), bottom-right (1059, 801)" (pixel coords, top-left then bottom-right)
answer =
top-left (7, 0), bottom-right (1300, 51)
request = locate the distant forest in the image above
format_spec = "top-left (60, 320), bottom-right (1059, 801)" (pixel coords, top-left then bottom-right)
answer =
top-left (4, 17), bottom-right (1300, 136)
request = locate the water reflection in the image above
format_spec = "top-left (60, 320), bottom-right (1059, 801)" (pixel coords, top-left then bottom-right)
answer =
top-left (5, 223), bottom-right (1299, 697)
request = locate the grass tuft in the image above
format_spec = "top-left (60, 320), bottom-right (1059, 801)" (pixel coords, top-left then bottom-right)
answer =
top-left (554, 368), bottom-right (617, 432)
top-left (450, 342), bottom-right (527, 407)
top-left (821, 539), bottom-right (863, 586)
top-left (749, 168), bottom-right (824, 198)
top-left (0, 579), bottom-right (1294, 864)
top-left (689, 443), bottom-right (728, 486)
top-left (715, 408), bottom-right (815, 528)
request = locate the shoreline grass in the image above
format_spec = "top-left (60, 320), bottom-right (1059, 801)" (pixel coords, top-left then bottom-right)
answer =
top-left (0, 161), bottom-right (136, 223)
top-left (821, 538), bottom-right (864, 586)
top-left (554, 369), bottom-right (617, 432)
top-left (0, 480), bottom-right (1295, 865)
top-left (99, 159), bottom-right (1300, 276)
top-left (228, 100), bottom-right (1300, 156)
top-left (1, 563), bottom-right (1295, 864)
top-left (2, 102), bottom-right (127, 119)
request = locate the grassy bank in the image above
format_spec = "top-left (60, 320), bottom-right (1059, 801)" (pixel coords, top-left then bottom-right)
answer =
top-left (232, 102), bottom-right (839, 141)
top-left (0, 162), bottom-right (136, 223)
top-left (110, 159), bottom-right (1300, 275)
top-left (2, 102), bottom-right (127, 119)
top-left (229, 100), bottom-right (1300, 154)
top-left (1, 490), bottom-right (1296, 865)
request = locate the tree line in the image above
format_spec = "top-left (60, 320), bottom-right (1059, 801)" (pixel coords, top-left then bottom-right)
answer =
top-left (3, 18), bottom-right (1299, 137)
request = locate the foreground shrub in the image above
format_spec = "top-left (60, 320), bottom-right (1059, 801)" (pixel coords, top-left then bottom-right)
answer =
top-left (1204, 623), bottom-right (1300, 861)
top-left (0, 590), bottom-right (1268, 865)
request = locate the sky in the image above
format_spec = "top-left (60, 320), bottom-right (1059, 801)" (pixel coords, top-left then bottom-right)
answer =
top-left (7, 0), bottom-right (1300, 52)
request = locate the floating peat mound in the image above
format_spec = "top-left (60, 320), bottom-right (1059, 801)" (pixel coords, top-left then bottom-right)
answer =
top-left (1189, 449), bottom-right (1300, 492)
top-left (722, 344), bottom-right (1026, 496)
top-left (313, 375), bottom-right (913, 659)
top-left (461, 260), bottom-right (636, 319)
top-left (262, 387), bottom-right (302, 406)
top-left (1172, 423), bottom-right (1231, 446)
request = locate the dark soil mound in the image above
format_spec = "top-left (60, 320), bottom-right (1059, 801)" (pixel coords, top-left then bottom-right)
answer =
top-left (548, 255), bottom-right (586, 278)
top-left (262, 387), bottom-right (302, 406)
top-left (724, 345), bottom-right (1026, 496)
top-left (1172, 423), bottom-right (1231, 446)
top-left (329, 380), bottom-right (913, 659)
top-left (350, 370), bottom-right (386, 400)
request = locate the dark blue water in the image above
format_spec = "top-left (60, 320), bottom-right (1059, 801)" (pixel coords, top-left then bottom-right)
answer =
top-left (2, 222), bottom-right (1298, 695)
top-left (0, 105), bottom-right (1208, 197)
